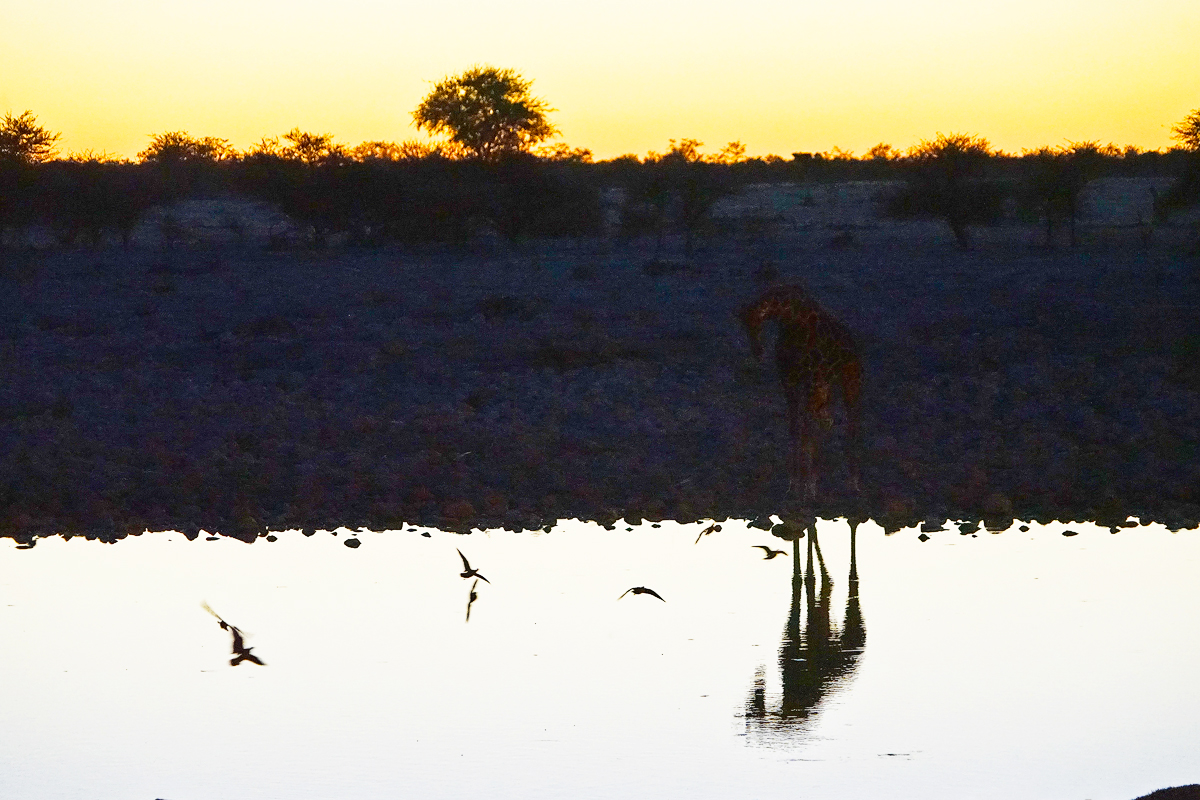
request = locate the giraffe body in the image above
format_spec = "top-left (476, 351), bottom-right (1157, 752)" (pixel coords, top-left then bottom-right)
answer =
top-left (740, 284), bottom-right (863, 500)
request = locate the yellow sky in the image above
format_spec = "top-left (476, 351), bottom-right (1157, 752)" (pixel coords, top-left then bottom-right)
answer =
top-left (2, 0), bottom-right (1197, 160)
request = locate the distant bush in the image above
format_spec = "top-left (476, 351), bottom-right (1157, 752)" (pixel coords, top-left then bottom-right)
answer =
top-left (0, 160), bottom-right (37, 247)
top-left (39, 158), bottom-right (153, 247)
top-left (138, 131), bottom-right (233, 164)
top-left (137, 131), bottom-right (235, 202)
top-left (885, 132), bottom-right (1006, 248)
top-left (614, 139), bottom-right (734, 256)
top-left (0, 111), bottom-right (60, 246)
top-left (1155, 108), bottom-right (1200, 233)
top-left (234, 146), bottom-right (600, 247)
top-left (1023, 141), bottom-right (1115, 246)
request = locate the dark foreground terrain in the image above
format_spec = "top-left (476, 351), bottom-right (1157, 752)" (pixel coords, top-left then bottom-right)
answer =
top-left (2, 202), bottom-right (1199, 542)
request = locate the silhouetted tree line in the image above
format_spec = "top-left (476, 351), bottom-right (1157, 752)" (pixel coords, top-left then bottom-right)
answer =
top-left (2, 97), bottom-right (1199, 251)
top-left (0, 132), bottom-right (605, 248)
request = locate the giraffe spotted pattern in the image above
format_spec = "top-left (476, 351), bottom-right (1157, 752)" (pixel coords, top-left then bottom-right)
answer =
top-left (740, 284), bottom-right (863, 501)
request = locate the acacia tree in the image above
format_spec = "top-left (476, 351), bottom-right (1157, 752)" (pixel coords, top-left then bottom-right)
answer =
top-left (0, 110), bottom-right (60, 164)
top-left (412, 66), bottom-right (558, 161)
top-left (1027, 141), bottom-right (1114, 247)
top-left (1, 111), bottom-right (60, 245)
top-left (138, 131), bottom-right (232, 163)
top-left (1156, 107), bottom-right (1200, 227)
top-left (889, 132), bottom-right (1003, 248)
top-left (1172, 108), bottom-right (1200, 151)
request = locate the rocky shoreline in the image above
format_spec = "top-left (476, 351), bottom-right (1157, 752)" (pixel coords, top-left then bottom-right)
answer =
top-left (2, 203), bottom-right (1199, 542)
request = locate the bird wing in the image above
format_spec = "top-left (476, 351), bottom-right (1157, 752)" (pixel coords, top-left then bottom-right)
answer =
top-left (201, 601), bottom-right (225, 624)
top-left (752, 545), bottom-right (770, 553)
top-left (466, 583), bottom-right (477, 622)
top-left (643, 588), bottom-right (666, 601)
top-left (618, 588), bottom-right (633, 599)
top-left (457, 549), bottom-right (471, 570)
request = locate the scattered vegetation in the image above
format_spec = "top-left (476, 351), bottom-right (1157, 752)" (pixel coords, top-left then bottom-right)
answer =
top-left (3, 94), bottom-right (1200, 252)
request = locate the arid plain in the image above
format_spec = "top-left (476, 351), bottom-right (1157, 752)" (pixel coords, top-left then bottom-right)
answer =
top-left (2, 177), bottom-right (1198, 542)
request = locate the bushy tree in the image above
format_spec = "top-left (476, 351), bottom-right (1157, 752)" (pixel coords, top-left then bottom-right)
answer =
top-left (138, 131), bottom-right (232, 163)
top-left (281, 128), bottom-right (347, 164)
top-left (865, 142), bottom-right (899, 161)
top-left (535, 142), bottom-right (594, 163)
top-left (0, 110), bottom-right (60, 164)
top-left (888, 132), bottom-right (1004, 248)
top-left (1171, 108), bottom-right (1200, 151)
top-left (412, 65), bottom-right (558, 161)
top-left (622, 139), bottom-right (733, 256)
top-left (1156, 108), bottom-right (1200, 226)
top-left (708, 141), bottom-right (747, 165)
top-left (0, 111), bottom-right (59, 246)
top-left (39, 158), bottom-right (153, 247)
top-left (1025, 141), bottom-right (1114, 246)
top-left (351, 140), bottom-right (406, 162)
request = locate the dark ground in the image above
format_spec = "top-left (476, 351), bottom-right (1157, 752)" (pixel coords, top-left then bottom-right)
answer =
top-left (2, 216), bottom-right (1199, 543)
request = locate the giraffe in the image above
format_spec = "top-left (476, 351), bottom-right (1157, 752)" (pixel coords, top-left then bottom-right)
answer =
top-left (739, 283), bottom-right (863, 501)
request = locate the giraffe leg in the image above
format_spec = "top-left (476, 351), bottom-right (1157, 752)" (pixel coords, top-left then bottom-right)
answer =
top-left (842, 359), bottom-right (863, 495)
top-left (797, 387), bottom-right (822, 502)
top-left (800, 414), bottom-right (818, 501)
top-left (785, 387), bottom-right (804, 497)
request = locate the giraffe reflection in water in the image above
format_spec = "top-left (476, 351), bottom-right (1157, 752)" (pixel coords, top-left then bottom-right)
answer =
top-left (744, 519), bottom-right (865, 740)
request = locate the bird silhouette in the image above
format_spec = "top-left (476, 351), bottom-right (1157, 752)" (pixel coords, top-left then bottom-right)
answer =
top-left (457, 549), bottom-right (490, 583)
top-left (695, 522), bottom-right (721, 544)
top-left (202, 602), bottom-right (266, 667)
top-left (619, 586), bottom-right (665, 601)
top-left (753, 545), bottom-right (788, 560)
top-left (465, 578), bottom-right (480, 622)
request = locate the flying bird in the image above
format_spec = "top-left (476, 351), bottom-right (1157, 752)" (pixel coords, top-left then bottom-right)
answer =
top-left (694, 522), bottom-right (721, 544)
top-left (753, 545), bottom-right (788, 560)
top-left (465, 579), bottom-right (480, 623)
top-left (457, 549), bottom-right (490, 583)
top-left (619, 586), bottom-right (665, 602)
top-left (202, 602), bottom-right (266, 667)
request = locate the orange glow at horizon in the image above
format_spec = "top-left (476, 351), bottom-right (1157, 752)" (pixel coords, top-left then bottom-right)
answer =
top-left (2, 0), bottom-right (1197, 161)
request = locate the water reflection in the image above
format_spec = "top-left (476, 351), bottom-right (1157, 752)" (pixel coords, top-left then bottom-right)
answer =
top-left (745, 520), bottom-right (865, 741)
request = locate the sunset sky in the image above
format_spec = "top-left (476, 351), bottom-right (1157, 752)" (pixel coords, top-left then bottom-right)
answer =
top-left (2, 0), bottom-right (1197, 160)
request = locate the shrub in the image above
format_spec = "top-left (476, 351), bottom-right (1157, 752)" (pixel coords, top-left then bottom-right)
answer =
top-left (886, 132), bottom-right (1005, 248)
top-left (1024, 141), bottom-right (1115, 246)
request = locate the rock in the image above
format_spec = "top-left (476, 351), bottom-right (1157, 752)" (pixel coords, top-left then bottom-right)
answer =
top-left (482, 492), bottom-right (508, 515)
top-left (983, 491), bottom-right (1013, 517)
top-left (441, 500), bottom-right (475, 520)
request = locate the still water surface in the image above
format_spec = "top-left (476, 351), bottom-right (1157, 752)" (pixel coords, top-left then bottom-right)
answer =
top-left (2, 519), bottom-right (1198, 799)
